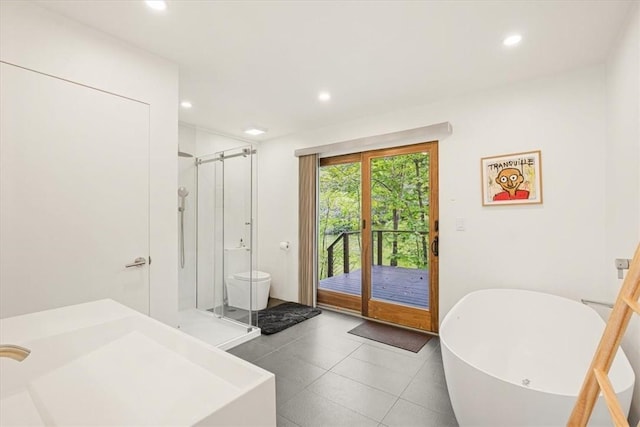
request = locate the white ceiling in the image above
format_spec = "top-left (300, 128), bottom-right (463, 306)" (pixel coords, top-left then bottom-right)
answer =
top-left (37, 0), bottom-right (633, 141)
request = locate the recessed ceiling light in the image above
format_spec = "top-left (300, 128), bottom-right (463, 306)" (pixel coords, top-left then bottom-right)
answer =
top-left (145, 1), bottom-right (167, 11)
top-left (318, 91), bottom-right (331, 102)
top-left (503, 34), bottom-right (522, 47)
top-left (180, 101), bottom-right (192, 109)
top-left (244, 127), bottom-right (267, 136)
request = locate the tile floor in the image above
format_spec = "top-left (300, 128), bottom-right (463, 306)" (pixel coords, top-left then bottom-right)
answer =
top-left (228, 308), bottom-right (458, 427)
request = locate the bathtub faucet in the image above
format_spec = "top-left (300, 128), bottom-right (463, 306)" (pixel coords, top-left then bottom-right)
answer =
top-left (0, 344), bottom-right (31, 361)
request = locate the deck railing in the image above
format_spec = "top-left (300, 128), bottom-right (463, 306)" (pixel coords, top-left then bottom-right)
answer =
top-left (326, 230), bottom-right (427, 277)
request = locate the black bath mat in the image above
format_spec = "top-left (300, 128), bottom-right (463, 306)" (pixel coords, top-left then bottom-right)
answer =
top-left (348, 320), bottom-right (432, 353)
top-left (253, 302), bottom-right (321, 335)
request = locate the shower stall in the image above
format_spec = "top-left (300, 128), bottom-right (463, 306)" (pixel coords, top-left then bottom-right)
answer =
top-left (177, 144), bottom-right (260, 349)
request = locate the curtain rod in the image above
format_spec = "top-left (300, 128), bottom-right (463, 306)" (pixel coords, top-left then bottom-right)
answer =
top-left (294, 122), bottom-right (452, 158)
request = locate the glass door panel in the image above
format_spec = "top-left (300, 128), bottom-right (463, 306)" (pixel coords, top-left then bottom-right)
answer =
top-left (370, 152), bottom-right (430, 308)
top-left (317, 155), bottom-right (362, 311)
top-left (362, 143), bottom-right (438, 332)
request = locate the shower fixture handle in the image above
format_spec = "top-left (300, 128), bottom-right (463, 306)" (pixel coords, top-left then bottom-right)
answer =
top-left (125, 257), bottom-right (147, 268)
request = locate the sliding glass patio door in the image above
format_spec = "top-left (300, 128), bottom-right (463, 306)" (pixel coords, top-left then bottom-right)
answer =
top-left (317, 142), bottom-right (439, 332)
top-left (362, 143), bottom-right (438, 332)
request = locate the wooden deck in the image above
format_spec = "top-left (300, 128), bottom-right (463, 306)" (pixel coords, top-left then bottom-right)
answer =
top-left (319, 265), bottom-right (429, 309)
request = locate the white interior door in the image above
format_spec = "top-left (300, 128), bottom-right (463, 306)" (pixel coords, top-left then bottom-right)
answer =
top-left (0, 63), bottom-right (150, 318)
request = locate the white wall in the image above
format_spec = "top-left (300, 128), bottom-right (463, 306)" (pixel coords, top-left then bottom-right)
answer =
top-left (605, 3), bottom-right (640, 424)
top-left (0, 1), bottom-right (179, 326)
top-left (258, 66), bottom-right (608, 312)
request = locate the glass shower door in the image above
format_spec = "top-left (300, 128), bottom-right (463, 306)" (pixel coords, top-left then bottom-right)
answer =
top-left (215, 146), bottom-right (257, 327)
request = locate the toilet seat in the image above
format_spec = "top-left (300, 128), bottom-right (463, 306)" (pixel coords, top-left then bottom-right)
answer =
top-left (233, 270), bottom-right (270, 281)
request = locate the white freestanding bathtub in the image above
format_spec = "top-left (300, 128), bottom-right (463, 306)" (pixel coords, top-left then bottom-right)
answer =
top-left (440, 289), bottom-right (635, 427)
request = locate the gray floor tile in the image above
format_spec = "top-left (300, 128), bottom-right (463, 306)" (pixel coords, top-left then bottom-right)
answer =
top-left (254, 349), bottom-right (326, 387)
top-left (317, 309), bottom-right (364, 326)
top-left (414, 337), bottom-right (440, 358)
top-left (328, 315), bottom-right (366, 330)
top-left (227, 339), bottom-right (275, 362)
top-left (349, 343), bottom-right (426, 377)
top-left (279, 312), bottom-right (326, 334)
top-left (431, 344), bottom-right (443, 361)
top-left (293, 331), bottom-right (363, 355)
top-left (278, 338), bottom-right (354, 370)
top-left (279, 389), bottom-right (378, 427)
top-left (401, 373), bottom-right (454, 415)
top-left (275, 375), bottom-right (307, 408)
top-left (412, 355), bottom-right (447, 386)
top-left (277, 415), bottom-right (300, 427)
top-left (331, 355), bottom-right (413, 396)
top-left (437, 409), bottom-right (459, 426)
top-left (227, 308), bottom-right (457, 427)
top-left (382, 398), bottom-right (455, 427)
top-left (314, 308), bottom-right (349, 320)
top-left (258, 325), bottom-right (308, 350)
top-left (307, 372), bottom-right (397, 422)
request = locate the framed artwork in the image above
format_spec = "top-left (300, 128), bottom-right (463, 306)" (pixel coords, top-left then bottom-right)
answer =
top-left (481, 150), bottom-right (542, 206)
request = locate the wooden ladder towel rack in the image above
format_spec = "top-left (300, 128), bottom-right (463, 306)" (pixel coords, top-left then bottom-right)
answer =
top-left (568, 243), bottom-right (640, 427)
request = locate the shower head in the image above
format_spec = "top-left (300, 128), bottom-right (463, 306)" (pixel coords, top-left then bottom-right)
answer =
top-left (178, 151), bottom-right (193, 158)
top-left (178, 187), bottom-right (189, 212)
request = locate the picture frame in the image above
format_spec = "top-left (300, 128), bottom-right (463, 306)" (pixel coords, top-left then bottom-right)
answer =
top-left (480, 150), bottom-right (542, 206)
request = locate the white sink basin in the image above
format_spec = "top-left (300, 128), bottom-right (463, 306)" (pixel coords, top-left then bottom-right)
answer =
top-left (0, 300), bottom-right (275, 426)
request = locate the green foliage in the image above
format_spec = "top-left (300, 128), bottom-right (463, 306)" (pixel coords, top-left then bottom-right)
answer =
top-left (319, 163), bottom-right (361, 234)
top-left (318, 163), bottom-right (361, 279)
top-left (318, 153), bottom-right (431, 280)
top-left (371, 153), bottom-right (430, 268)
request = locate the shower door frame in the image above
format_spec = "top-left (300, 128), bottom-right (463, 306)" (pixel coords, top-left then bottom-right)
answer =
top-left (195, 146), bottom-right (257, 327)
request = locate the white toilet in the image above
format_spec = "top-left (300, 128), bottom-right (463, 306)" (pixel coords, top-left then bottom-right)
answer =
top-left (226, 270), bottom-right (271, 311)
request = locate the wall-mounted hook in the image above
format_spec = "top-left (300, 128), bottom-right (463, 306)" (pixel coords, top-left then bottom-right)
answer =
top-left (615, 258), bottom-right (630, 279)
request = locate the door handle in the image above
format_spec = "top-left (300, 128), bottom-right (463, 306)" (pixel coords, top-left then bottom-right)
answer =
top-left (125, 257), bottom-right (147, 268)
top-left (431, 236), bottom-right (439, 257)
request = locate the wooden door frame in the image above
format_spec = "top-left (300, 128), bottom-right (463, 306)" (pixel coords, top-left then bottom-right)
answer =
top-left (316, 142), bottom-right (439, 333)
top-left (362, 141), bottom-right (439, 332)
top-left (316, 153), bottom-right (363, 311)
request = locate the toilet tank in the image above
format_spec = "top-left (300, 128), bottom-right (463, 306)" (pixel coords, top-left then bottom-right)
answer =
top-left (224, 247), bottom-right (251, 277)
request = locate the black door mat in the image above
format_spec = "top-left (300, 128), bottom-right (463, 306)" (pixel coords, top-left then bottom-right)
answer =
top-left (348, 320), bottom-right (432, 353)
top-left (254, 302), bottom-right (321, 335)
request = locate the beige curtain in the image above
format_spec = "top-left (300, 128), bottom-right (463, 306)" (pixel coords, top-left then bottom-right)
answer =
top-left (298, 154), bottom-right (318, 306)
